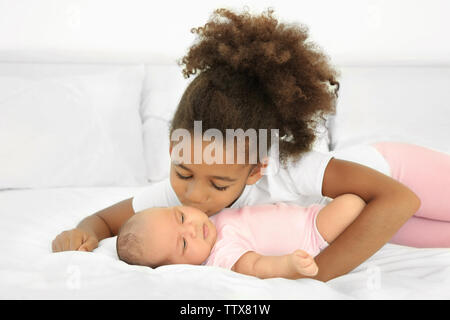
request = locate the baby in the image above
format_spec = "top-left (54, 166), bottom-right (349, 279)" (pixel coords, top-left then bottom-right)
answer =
top-left (116, 194), bottom-right (365, 279)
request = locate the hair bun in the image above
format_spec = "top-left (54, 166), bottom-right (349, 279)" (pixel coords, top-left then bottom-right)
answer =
top-left (177, 8), bottom-right (340, 160)
top-left (181, 8), bottom-right (297, 76)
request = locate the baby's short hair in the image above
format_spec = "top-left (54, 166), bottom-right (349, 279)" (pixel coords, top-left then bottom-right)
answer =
top-left (116, 209), bottom-right (167, 268)
top-left (116, 230), bottom-right (145, 266)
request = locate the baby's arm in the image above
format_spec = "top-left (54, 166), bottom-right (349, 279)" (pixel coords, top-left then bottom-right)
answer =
top-left (232, 250), bottom-right (318, 279)
top-left (316, 194), bottom-right (366, 244)
top-left (230, 195), bottom-right (365, 280)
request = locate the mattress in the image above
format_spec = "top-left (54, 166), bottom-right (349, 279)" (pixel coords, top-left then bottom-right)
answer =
top-left (1, 186), bottom-right (450, 299)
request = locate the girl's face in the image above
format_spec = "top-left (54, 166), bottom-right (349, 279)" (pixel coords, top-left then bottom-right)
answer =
top-left (169, 138), bottom-right (263, 216)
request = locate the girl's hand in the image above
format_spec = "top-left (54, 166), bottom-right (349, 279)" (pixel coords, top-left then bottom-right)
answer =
top-left (288, 250), bottom-right (319, 277)
top-left (52, 228), bottom-right (99, 252)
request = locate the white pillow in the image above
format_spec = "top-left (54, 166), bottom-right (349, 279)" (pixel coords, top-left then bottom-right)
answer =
top-left (330, 67), bottom-right (450, 154)
top-left (140, 64), bottom-right (191, 182)
top-left (0, 63), bottom-right (148, 188)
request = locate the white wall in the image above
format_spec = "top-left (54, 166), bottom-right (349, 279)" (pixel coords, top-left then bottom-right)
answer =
top-left (0, 0), bottom-right (449, 66)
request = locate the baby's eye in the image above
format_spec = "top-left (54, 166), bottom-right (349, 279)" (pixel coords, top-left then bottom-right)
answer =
top-left (183, 238), bottom-right (187, 250)
top-left (181, 212), bottom-right (185, 223)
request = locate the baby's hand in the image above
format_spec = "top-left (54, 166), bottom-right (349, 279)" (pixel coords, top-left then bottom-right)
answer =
top-left (288, 250), bottom-right (318, 277)
top-left (52, 228), bottom-right (99, 252)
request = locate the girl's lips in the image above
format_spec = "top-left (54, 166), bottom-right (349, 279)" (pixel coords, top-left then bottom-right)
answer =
top-left (203, 223), bottom-right (208, 239)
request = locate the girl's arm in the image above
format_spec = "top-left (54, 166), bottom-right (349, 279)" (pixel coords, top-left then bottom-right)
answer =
top-left (77, 197), bottom-right (135, 238)
top-left (52, 198), bottom-right (135, 252)
top-left (312, 158), bottom-right (421, 281)
top-left (232, 250), bottom-right (318, 279)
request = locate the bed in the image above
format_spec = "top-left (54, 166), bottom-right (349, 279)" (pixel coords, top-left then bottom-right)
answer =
top-left (2, 186), bottom-right (450, 300)
top-left (1, 1), bottom-right (450, 300)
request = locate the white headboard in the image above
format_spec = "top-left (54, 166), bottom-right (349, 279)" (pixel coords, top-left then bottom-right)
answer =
top-left (0, 0), bottom-right (449, 66)
top-left (1, 1), bottom-right (449, 188)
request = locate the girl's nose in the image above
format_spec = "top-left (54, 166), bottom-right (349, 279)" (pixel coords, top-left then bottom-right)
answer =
top-left (185, 181), bottom-right (207, 204)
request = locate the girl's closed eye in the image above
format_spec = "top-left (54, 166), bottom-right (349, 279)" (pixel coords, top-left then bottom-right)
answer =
top-left (211, 182), bottom-right (229, 191)
top-left (176, 171), bottom-right (192, 180)
top-left (176, 170), bottom-right (229, 191)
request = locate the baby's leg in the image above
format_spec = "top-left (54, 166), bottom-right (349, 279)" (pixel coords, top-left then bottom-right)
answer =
top-left (374, 142), bottom-right (450, 247)
top-left (316, 194), bottom-right (366, 243)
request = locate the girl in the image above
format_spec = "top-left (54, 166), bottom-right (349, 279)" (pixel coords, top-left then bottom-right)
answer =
top-left (52, 8), bottom-right (448, 282)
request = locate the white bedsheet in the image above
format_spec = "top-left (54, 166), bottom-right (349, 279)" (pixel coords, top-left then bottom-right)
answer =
top-left (1, 187), bottom-right (450, 300)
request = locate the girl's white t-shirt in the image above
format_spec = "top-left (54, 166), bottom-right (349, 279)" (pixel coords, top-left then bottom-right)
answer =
top-left (132, 144), bottom-right (391, 213)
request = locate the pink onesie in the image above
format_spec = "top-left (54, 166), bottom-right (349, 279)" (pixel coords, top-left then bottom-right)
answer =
top-left (203, 203), bottom-right (329, 270)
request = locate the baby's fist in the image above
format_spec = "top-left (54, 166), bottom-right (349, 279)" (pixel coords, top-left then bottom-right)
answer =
top-left (289, 250), bottom-right (318, 277)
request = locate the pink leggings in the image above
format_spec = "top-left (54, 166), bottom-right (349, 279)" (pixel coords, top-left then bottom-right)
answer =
top-left (373, 142), bottom-right (450, 248)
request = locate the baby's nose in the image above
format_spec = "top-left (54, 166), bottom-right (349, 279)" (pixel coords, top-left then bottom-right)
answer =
top-left (183, 223), bottom-right (197, 239)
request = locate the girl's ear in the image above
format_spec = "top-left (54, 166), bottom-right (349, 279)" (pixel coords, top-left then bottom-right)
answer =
top-left (245, 159), bottom-right (269, 185)
top-left (169, 141), bottom-right (173, 156)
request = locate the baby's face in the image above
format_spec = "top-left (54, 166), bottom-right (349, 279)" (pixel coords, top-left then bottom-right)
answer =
top-left (136, 206), bottom-right (217, 266)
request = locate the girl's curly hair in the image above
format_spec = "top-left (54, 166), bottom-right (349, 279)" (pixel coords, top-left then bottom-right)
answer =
top-left (171, 8), bottom-right (340, 163)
